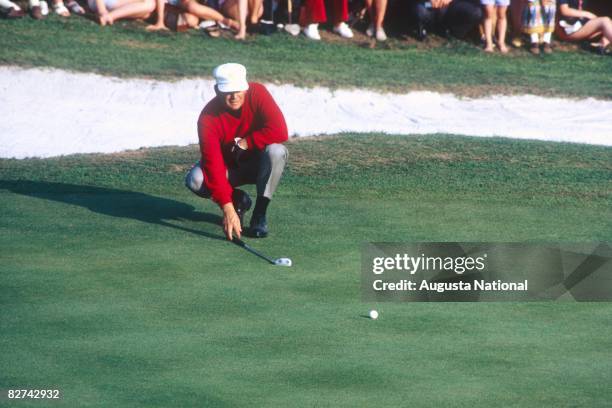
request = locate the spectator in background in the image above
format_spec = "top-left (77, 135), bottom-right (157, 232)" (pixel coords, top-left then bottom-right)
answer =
top-left (509, 0), bottom-right (526, 46)
top-left (0, 0), bottom-right (25, 17)
top-left (51, 0), bottom-right (70, 15)
top-left (300, 0), bottom-right (354, 40)
top-left (89, 0), bottom-right (155, 25)
top-left (481, 0), bottom-right (509, 52)
top-left (220, 0), bottom-right (263, 39)
top-left (522, 0), bottom-right (556, 54)
top-left (408, 0), bottom-right (483, 41)
top-left (557, 0), bottom-right (612, 53)
top-left (66, 0), bottom-right (86, 13)
top-left (146, 0), bottom-right (202, 32)
top-left (146, 0), bottom-right (239, 33)
top-left (266, 0), bottom-right (301, 36)
top-left (256, 0), bottom-right (273, 34)
top-left (27, 0), bottom-right (84, 18)
top-left (365, 0), bottom-right (388, 41)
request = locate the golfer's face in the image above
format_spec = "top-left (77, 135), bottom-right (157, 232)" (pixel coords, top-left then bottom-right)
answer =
top-left (221, 90), bottom-right (246, 111)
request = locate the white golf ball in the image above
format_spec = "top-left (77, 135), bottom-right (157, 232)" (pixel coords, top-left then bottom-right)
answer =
top-left (369, 310), bottom-right (379, 320)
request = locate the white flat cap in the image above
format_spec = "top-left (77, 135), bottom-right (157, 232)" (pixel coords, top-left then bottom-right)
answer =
top-left (213, 63), bottom-right (249, 93)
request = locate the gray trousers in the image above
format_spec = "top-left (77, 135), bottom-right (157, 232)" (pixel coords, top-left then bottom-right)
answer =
top-left (185, 143), bottom-right (288, 200)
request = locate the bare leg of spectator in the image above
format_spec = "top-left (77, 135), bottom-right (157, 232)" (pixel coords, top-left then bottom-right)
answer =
top-left (483, 4), bottom-right (496, 52)
top-left (221, 0), bottom-right (248, 39)
top-left (105, 0), bottom-right (154, 24)
top-left (366, 0), bottom-right (388, 40)
top-left (236, 0), bottom-right (247, 38)
top-left (182, 0), bottom-right (239, 30)
top-left (247, 0), bottom-right (262, 24)
top-left (565, 17), bottom-right (612, 47)
top-left (183, 11), bottom-right (199, 27)
top-left (497, 5), bottom-right (509, 52)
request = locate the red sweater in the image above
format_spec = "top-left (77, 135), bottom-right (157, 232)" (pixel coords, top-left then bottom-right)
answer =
top-left (197, 82), bottom-right (288, 207)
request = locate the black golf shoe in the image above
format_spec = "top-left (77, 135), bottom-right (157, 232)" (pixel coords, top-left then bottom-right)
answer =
top-left (248, 213), bottom-right (268, 238)
top-left (232, 189), bottom-right (252, 227)
top-left (259, 20), bottom-right (276, 35)
top-left (415, 23), bottom-right (427, 41)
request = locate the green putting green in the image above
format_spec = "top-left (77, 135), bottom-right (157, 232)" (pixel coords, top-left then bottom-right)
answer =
top-left (1, 135), bottom-right (611, 407)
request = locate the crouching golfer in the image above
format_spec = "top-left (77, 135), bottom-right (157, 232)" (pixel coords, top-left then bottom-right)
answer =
top-left (186, 63), bottom-right (289, 240)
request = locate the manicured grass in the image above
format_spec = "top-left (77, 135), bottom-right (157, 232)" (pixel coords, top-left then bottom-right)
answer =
top-left (1, 134), bottom-right (611, 407)
top-left (1, 15), bottom-right (611, 98)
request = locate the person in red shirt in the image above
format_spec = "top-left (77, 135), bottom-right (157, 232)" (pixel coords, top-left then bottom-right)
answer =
top-left (185, 63), bottom-right (289, 240)
top-left (300, 0), bottom-right (354, 40)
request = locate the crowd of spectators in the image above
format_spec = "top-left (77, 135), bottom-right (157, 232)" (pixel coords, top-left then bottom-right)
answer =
top-left (1, 0), bottom-right (610, 54)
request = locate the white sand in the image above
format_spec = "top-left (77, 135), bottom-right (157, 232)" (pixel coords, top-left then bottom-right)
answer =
top-left (1, 66), bottom-right (610, 159)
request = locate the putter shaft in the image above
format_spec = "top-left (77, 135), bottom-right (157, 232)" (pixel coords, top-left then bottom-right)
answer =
top-left (233, 237), bottom-right (276, 264)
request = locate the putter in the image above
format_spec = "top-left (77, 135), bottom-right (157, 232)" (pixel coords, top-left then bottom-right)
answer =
top-left (232, 237), bottom-right (292, 266)
top-left (287, 0), bottom-right (292, 25)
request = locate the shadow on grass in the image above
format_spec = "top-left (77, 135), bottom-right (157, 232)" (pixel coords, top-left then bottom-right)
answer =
top-left (0, 180), bottom-right (224, 241)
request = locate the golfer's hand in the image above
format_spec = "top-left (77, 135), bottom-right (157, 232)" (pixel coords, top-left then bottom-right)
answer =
top-left (222, 203), bottom-right (242, 240)
top-left (583, 11), bottom-right (597, 20)
top-left (234, 137), bottom-right (248, 150)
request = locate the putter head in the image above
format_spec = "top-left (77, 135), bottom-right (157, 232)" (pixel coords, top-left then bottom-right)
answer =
top-left (274, 258), bottom-right (292, 267)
